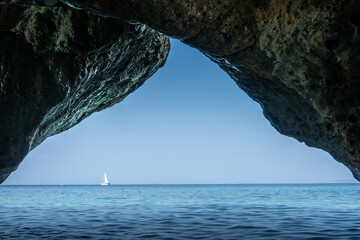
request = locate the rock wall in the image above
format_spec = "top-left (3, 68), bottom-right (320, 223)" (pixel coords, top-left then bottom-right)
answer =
top-left (1, 0), bottom-right (360, 181)
top-left (0, 5), bottom-right (169, 182)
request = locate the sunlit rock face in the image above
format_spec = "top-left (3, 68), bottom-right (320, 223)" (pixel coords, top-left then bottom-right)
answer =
top-left (58, 0), bottom-right (360, 180)
top-left (0, 5), bottom-right (170, 182)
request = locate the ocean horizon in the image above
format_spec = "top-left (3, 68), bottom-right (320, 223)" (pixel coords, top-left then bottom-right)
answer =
top-left (5, 183), bottom-right (352, 186)
top-left (2, 183), bottom-right (360, 239)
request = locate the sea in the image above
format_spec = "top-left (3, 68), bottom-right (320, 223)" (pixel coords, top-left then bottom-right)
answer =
top-left (1, 184), bottom-right (360, 239)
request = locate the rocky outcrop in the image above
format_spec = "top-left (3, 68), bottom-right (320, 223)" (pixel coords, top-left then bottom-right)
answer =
top-left (0, 5), bottom-right (169, 182)
top-left (1, 0), bottom-right (360, 181)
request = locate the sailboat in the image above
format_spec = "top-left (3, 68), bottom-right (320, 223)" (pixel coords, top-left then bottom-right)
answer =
top-left (101, 172), bottom-right (111, 186)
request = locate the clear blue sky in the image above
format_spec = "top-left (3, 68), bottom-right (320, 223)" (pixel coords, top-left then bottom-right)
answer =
top-left (4, 39), bottom-right (357, 185)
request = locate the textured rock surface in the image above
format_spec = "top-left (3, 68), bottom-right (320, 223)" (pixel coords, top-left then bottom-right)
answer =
top-left (57, 0), bottom-right (360, 180)
top-left (0, 5), bottom-right (169, 182)
top-left (1, 0), bottom-right (360, 181)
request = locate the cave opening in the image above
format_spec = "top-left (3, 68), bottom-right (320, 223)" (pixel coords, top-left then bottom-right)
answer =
top-left (3, 40), bottom-right (355, 185)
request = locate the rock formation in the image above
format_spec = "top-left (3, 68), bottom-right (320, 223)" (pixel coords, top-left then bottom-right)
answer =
top-left (0, 5), bottom-right (169, 182)
top-left (1, 0), bottom-right (360, 181)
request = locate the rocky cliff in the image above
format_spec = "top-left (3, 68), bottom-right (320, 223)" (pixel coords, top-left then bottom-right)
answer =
top-left (0, 5), bottom-right (169, 182)
top-left (1, 0), bottom-right (360, 182)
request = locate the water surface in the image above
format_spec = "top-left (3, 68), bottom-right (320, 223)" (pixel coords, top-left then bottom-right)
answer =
top-left (1, 184), bottom-right (360, 239)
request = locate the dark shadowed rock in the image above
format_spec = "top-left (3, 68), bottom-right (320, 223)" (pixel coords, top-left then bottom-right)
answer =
top-left (0, 5), bottom-right (170, 182)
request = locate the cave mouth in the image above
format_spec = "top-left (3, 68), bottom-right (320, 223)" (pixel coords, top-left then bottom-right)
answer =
top-left (3, 40), bottom-right (355, 185)
top-left (1, 0), bottom-right (360, 184)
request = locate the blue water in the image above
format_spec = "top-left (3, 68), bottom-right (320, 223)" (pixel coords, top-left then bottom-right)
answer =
top-left (1, 184), bottom-right (360, 239)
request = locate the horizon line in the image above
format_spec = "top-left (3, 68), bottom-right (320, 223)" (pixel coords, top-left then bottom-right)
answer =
top-left (1, 182), bottom-right (358, 186)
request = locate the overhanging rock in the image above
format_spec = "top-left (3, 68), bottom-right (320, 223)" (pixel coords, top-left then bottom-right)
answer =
top-left (0, 5), bottom-right (170, 182)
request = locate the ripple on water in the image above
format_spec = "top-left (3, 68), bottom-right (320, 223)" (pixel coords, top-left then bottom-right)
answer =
top-left (1, 184), bottom-right (360, 239)
top-left (2, 205), bottom-right (360, 239)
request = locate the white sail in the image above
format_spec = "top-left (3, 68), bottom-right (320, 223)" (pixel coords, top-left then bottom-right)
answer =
top-left (101, 172), bottom-right (110, 185)
top-left (104, 172), bottom-right (109, 184)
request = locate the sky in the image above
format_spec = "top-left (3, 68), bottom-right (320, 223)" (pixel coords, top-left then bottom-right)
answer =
top-left (4, 39), bottom-right (357, 185)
